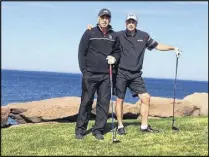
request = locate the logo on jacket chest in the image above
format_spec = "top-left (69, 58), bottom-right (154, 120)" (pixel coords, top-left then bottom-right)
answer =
top-left (108, 35), bottom-right (112, 39)
top-left (103, 34), bottom-right (112, 39)
top-left (137, 39), bottom-right (143, 42)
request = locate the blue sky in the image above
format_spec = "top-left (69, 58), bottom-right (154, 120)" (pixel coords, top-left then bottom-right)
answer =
top-left (2, 1), bottom-right (208, 81)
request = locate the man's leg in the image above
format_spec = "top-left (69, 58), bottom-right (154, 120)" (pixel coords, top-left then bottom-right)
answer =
top-left (75, 73), bottom-right (97, 138)
top-left (113, 72), bottom-right (124, 127)
top-left (92, 74), bottom-right (111, 140)
top-left (138, 93), bottom-right (150, 128)
top-left (115, 98), bottom-right (124, 127)
top-left (115, 68), bottom-right (128, 135)
top-left (129, 76), bottom-right (158, 132)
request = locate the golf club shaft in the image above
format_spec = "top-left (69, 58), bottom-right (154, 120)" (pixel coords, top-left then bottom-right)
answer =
top-left (172, 57), bottom-right (179, 127)
top-left (109, 65), bottom-right (115, 141)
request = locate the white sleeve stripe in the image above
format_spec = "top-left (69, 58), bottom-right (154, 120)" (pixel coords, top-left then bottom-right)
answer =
top-left (150, 40), bottom-right (156, 46)
top-left (90, 38), bottom-right (115, 42)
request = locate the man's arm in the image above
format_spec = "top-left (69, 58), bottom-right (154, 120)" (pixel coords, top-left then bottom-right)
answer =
top-left (146, 35), bottom-right (182, 57)
top-left (155, 43), bottom-right (175, 51)
top-left (155, 43), bottom-right (182, 57)
top-left (78, 30), bottom-right (91, 73)
top-left (111, 36), bottom-right (121, 64)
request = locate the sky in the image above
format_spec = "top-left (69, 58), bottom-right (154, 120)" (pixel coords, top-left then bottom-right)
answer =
top-left (1, 1), bottom-right (208, 81)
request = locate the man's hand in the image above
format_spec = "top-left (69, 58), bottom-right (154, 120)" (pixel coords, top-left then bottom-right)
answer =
top-left (87, 24), bottom-right (93, 30)
top-left (106, 55), bottom-right (116, 64)
top-left (174, 47), bottom-right (182, 58)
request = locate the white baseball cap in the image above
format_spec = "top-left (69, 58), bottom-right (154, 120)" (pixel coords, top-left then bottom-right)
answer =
top-left (126, 13), bottom-right (138, 23)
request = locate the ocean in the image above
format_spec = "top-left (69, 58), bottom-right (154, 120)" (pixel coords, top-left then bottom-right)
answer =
top-left (1, 69), bottom-right (208, 106)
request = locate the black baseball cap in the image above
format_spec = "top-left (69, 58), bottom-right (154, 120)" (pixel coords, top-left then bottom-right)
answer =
top-left (98, 8), bottom-right (111, 17)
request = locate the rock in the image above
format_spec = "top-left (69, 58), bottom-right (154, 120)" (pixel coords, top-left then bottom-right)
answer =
top-left (9, 113), bottom-right (27, 124)
top-left (137, 97), bottom-right (195, 118)
top-left (8, 108), bottom-right (28, 124)
top-left (7, 97), bottom-right (81, 123)
top-left (183, 93), bottom-right (208, 116)
top-left (5, 92), bottom-right (208, 125)
top-left (1, 106), bottom-right (10, 127)
top-left (10, 108), bottom-right (27, 114)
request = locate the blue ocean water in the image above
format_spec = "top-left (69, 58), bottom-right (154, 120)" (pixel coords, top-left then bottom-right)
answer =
top-left (1, 69), bottom-right (208, 106)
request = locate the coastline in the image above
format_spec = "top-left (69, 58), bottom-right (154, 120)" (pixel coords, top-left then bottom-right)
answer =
top-left (1, 92), bottom-right (208, 128)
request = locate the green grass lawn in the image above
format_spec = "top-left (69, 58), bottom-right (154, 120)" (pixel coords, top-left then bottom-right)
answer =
top-left (1, 116), bottom-right (208, 156)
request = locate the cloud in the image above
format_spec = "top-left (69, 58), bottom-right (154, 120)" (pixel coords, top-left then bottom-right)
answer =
top-left (2, 3), bottom-right (19, 9)
top-left (24, 2), bottom-right (56, 9)
top-left (167, 1), bottom-right (208, 5)
top-left (118, 1), bottom-right (208, 17)
top-left (2, 2), bottom-right (57, 10)
top-left (121, 9), bottom-right (189, 17)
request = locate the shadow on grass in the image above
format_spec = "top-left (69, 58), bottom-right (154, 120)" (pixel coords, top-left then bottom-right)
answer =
top-left (84, 113), bottom-right (140, 136)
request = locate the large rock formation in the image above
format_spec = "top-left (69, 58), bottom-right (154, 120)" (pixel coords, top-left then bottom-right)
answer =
top-left (1, 106), bottom-right (10, 127)
top-left (183, 92), bottom-right (208, 115)
top-left (1, 92), bottom-right (208, 127)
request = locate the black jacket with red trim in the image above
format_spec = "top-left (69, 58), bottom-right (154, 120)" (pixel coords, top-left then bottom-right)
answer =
top-left (78, 25), bottom-right (121, 74)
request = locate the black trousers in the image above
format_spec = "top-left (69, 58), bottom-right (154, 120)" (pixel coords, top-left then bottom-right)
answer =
top-left (75, 71), bottom-right (111, 135)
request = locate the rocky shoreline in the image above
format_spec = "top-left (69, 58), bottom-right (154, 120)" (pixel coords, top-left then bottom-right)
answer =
top-left (1, 92), bottom-right (208, 128)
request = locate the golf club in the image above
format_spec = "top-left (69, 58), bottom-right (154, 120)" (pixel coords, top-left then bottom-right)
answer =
top-left (109, 64), bottom-right (121, 143)
top-left (172, 56), bottom-right (180, 131)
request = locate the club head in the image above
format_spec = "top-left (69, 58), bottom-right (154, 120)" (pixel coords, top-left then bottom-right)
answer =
top-left (112, 138), bottom-right (121, 143)
top-left (172, 126), bottom-right (179, 131)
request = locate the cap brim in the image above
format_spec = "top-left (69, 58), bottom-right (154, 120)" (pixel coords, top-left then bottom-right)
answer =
top-left (126, 18), bottom-right (137, 22)
top-left (126, 18), bottom-right (137, 21)
top-left (99, 13), bottom-right (111, 17)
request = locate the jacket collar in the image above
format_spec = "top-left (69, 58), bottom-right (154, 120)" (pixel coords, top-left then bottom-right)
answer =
top-left (125, 29), bottom-right (137, 37)
top-left (96, 24), bottom-right (113, 33)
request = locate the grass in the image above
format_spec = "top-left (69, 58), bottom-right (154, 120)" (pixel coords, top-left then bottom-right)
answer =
top-left (1, 116), bottom-right (208, 156)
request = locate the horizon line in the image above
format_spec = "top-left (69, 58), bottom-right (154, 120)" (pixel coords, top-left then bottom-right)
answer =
top-left (1, 68), bottom-right (208, 82)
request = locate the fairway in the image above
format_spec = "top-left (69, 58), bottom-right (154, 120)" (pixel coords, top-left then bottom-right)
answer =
top-left (1, 116), bottom-right (208, 156)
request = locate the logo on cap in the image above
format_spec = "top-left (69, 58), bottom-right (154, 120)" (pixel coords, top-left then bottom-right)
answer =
top-left (103, 10), bottom-right (108, 13)
top-left (126, 13), bottom-right (138, 22)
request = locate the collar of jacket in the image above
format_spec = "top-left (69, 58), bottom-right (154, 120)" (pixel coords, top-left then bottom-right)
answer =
top-left (125, 29), bottom-right (137, 37)
top-left (96, 24), bottom-right (113, 33)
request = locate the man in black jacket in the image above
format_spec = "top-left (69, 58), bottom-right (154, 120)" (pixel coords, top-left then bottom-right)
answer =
top-left (75, 8), bottom-right (121, 140)
top-left (87, 13), bottom-right (182, 135)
